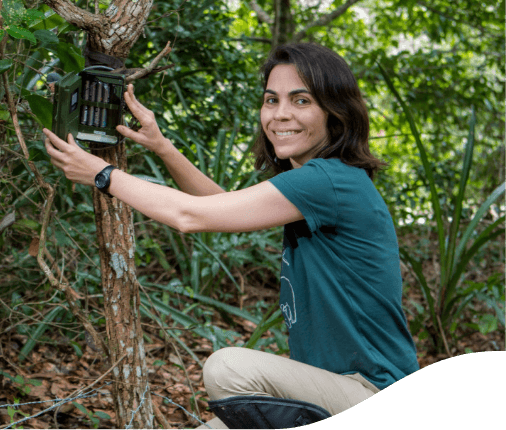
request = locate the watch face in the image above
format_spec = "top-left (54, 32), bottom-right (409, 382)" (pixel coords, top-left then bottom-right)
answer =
top-left (95, 172), bottom-right (108, 189)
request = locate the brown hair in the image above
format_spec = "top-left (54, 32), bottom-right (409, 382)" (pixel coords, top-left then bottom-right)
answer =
top-left (253, 43), bottom-right (387, 179)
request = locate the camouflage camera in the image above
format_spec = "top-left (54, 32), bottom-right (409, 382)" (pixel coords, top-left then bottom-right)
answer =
top-left (52, 69), bottom-right (126, 149)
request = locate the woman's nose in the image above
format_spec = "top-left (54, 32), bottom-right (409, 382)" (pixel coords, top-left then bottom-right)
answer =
top-left (273, 101), bottom-right (293, 121)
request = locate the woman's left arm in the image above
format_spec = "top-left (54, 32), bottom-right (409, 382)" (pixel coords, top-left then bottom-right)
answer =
top-left (43, 129), bottom-right (304, 233)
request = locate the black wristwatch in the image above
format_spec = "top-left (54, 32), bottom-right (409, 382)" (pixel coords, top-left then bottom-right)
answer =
top-left (95, 165), bottom-right (117, 197)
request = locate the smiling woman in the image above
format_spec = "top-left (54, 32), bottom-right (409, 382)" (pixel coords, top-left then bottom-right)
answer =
top-left (199, 43), bottom-right (419, 429)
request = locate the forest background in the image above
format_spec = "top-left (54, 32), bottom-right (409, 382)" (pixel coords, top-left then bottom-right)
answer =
top-left (0, 0), bottom-right (504, 428)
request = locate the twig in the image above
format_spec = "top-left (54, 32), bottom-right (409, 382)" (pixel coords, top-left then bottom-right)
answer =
top-left (436, 314), bottom-right (453, 358)
top-left (235, 269), bottom-right (245, 310)
top-left (152, 400), bottom-right (171, 428)
top-left (53, 352), bottom-right (128, 425)
top-left (125, 41), bottom-right (173, 82)
top-left (152, 393), bottom-right (211, 428)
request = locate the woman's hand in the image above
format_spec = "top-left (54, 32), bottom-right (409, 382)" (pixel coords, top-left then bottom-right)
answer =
top-left (116, 84), bottom-right (172, 154)
top-left (43, 129), bottom-right (109, 186)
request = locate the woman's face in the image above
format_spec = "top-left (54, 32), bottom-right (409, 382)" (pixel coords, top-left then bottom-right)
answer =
top-left (260, 64), bottom-right (330, 168)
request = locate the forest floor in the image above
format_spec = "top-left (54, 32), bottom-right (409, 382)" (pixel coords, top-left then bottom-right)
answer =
top-left (0, 227), bottom-right (504, 429)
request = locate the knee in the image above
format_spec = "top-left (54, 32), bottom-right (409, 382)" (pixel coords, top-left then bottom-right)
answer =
top-left (203, 347), bottom-right (243, 386)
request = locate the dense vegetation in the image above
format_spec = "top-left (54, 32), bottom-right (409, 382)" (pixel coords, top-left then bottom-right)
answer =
top-left (0, 0), bottom-right (504, 427)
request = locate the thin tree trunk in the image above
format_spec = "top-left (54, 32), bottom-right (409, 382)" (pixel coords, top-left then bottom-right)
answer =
top-left (272, 0), bottom-right (294, 47)
top-left (43, 0), bottom-right (155, 427)
top-left (91, 145), bottom-right (153, 428)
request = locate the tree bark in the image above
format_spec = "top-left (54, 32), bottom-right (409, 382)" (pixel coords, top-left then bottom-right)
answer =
top-left (43, 0), bottom-right (155, 427)
top-left (272, 0), bottom-right (295, 47)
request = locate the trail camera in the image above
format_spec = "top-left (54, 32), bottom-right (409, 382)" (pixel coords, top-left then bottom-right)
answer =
top-left (52, 69), bottom-right (126, 149)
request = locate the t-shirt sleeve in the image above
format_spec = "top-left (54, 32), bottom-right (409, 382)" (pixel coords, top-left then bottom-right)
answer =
top-left (268, 160), bottom-right (339, 232)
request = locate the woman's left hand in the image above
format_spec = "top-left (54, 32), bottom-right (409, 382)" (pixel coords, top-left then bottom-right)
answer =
top-left (43, 128), bottom-right (109, 186)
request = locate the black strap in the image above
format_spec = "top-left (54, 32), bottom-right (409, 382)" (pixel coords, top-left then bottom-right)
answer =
top-left (84, 46), bottom-right (125, 70)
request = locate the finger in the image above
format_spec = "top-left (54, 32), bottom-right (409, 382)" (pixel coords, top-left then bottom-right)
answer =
top-left (116, 124), bottom-right (137, 139)
top-left (45, 139), bottom-right (64, 165)
top-left (124, 86), bottom-right (152, 118)
top-left (67, 133), bottom-right (80, 148)
top-left (42, 128), bottom-right (68, 151)
top-left (45, 137), bottom-right (60, 157)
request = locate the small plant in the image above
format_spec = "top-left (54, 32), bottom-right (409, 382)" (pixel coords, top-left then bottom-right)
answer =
top-left (0, 371), bottom-right (42, 397)
top-left (6, 399), bottom-right (30, 429)
top-left (72, 402), bottom-right (111, 429)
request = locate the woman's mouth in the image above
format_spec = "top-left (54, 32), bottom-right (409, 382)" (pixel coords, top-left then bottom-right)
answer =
top-left (273, 130), bottom-right (302, 136)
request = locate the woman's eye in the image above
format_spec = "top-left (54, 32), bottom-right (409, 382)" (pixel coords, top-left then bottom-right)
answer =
top-left (295, 98), bottom-right (309, 105)
top-left (264, 97), bottom-right (277, 104)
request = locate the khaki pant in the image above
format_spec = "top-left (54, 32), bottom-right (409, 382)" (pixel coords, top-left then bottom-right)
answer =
top-left (197, 347), bottom-right (379, 429)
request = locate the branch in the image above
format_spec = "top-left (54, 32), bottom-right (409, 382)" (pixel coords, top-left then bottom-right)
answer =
top-left (124, 40), bottom-right (173, 82)
top-left (42, 0), bottom-right (102, 30)
top-left (249, 0), bottom-right (274, 25)
top-left (293, 0), bottom-right (362, 42)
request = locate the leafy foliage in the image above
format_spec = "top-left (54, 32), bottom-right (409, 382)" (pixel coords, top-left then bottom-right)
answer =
top-left (0, 0), bottom-right (503, 377)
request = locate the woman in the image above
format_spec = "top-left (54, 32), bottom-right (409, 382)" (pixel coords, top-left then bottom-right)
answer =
top-left (43, 43), bottom-right (419, 429)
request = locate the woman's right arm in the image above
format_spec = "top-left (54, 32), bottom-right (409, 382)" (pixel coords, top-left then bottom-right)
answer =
top-left (117, 84), bottom-right (225, 196)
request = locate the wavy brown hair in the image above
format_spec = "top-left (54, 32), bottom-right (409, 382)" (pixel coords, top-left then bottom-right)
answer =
top-left (253, 43), bottom-right (387, 179)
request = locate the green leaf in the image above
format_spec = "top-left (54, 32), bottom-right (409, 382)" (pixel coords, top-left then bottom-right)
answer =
top-left (7, 26), bottom-right (37, 43)
top-left (19, 307), bottom-right (64, 362)
top-left (70, 341), bottom-right (83, 357)
top-left (131, 174), bottom-right (166, 186)
top-left (144, 155), bottom-right (166, 183)
top-left (0, 59), bottom-right (13, 73)
top-left (12, 218), bottom-right (41, 233)
top-left (33, 29), bottom-right (59, 45)
top-left (30, 9), bottom-right (66, 31)
top-left (478, 314), bottom-right (498, 335)
top-left (1, 0), bottom-right (25, 26)
top-left (25, 94), bottom-right (53, 129)
top-left (444, 107), bottom-right (476, 285)
top-left (454, 183), bottom-right (505, 268)
top-left (399, 247), bottom-right (436, 321)
top-left (46, 42), bottom-right (84, 73)
top-left (24, 10), bottom-right (45, 26)
top-left (73, 401), bottom-right (91, 417)
top-left (94, 411), bottom-right (111, 420)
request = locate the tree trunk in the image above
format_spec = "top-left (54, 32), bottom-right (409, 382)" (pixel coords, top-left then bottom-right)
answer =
top-left (272, 0), bottom-right (295, 47)
top-left (91, 145), bottom-right (153, 429)
top-left (43, 0), bottom-right (155, 427)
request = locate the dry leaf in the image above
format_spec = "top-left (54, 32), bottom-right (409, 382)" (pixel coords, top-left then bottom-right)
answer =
top-left (28, 237), bottom-right (39, 257)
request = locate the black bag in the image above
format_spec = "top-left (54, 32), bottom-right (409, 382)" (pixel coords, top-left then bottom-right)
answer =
top-left (208, 395), bottom-right (332, 429)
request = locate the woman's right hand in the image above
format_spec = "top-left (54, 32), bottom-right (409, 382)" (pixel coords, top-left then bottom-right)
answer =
top-left (116, 84), bottom-right (173, 154)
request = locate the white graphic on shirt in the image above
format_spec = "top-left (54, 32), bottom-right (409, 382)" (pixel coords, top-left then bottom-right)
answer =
top-left (280, 276), bottom-right (297, 328)
top-left (282, 249), bottom-right (290, 266)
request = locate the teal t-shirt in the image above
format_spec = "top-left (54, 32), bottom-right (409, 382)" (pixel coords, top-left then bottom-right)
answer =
top-left (268, 158), bottom-right (419, 390)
